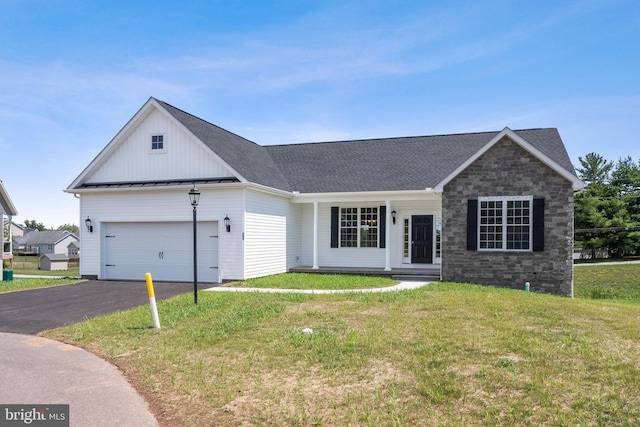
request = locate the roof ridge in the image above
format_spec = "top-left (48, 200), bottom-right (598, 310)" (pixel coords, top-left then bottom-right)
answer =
top-left (264, 128), bottom-right (555, 148)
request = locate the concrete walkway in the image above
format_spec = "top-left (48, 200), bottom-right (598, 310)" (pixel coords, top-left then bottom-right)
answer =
top-left (0, 332), bottom-right (158, 427)
top-left (205, 280), bottom-right (430, 294)
top-left (574, 260), bottom-right (640, 266)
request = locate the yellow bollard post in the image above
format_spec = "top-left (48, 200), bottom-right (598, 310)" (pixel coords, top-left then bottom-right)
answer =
top-left (145, 273), bottom-right (161, 329)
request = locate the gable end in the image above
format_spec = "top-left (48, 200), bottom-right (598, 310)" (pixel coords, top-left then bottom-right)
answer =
top-left (434, 127), bottom-right (584, 192)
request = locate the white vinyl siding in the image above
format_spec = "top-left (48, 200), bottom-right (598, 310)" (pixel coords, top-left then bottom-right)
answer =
top-left (80, 187), bottom-right (244, 281)
top-left (85, 108), bottom-right (234, 183)
top-left (244, 189), bottom-right (293, 279)
top-left (244, 213), bottom-right (286, 278)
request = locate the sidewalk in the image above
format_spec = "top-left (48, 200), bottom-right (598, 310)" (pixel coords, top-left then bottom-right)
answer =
top-left (0, 332), bottom-right (158, 427)
top-left (205, 280), bottom-right (430, 294)
top-left (574, 260), bottom-right (640, 267)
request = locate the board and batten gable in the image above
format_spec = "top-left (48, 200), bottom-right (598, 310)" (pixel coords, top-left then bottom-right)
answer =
top-left (441, 136), bottom-right (576, 296)
top-left (84, 107), bottom-right (236, 184)
top-left (79, 186), bottom-right (246, 281)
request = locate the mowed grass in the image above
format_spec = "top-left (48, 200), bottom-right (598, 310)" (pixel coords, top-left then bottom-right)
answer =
top-left (43, 266), bottom-right (640, 426)
top-left (574, 263), bottom-right (640, 301)
top-left (0, 277), bottom-right (85, 293)
top-left (226, 273), bottom-right (397, 289)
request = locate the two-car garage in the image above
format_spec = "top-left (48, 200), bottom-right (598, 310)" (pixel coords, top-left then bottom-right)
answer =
top-left (102, 222), bottom-right (219, 283)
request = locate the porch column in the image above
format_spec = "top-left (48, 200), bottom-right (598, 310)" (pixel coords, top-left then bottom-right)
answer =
top-left (312, 202), bottom-right (319, 269)
top-left (384, 200), bottom-right (391, 271)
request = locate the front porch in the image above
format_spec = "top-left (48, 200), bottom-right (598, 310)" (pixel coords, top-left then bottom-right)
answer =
top-left (289, 265), bottom-right (441, 282)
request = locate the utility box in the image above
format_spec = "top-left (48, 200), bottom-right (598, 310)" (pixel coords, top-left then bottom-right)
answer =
top-left (2, 270), bottom-right (13, 281)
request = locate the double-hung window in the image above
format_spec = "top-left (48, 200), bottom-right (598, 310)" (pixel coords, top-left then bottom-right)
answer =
top-left (478, 196), bottom-right (533, 251)
top-left (339, 207), bottom-right (378, 248)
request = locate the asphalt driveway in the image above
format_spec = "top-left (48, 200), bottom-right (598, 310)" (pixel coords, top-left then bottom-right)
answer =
top-left (0, 280), bottom-right (215, 334)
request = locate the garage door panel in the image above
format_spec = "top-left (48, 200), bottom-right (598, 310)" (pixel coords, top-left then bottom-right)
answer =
top-left (103, 222), bottom-right (218, 282)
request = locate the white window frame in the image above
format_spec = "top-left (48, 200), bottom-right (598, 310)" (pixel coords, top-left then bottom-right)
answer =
top-left (435, 217), bottom-right (442, 262)
top-left (339, 207), bottom-right (379, 248)
top-left (478, 196), bottom-right (533, 252)
top-left (150, 134), bottom-right (166, 153)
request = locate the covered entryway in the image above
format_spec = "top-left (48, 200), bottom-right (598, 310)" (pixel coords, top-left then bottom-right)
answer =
top-left (411, 215), bottom-right (433, 264)
top-left (103, 222), bottom-right (218, 282)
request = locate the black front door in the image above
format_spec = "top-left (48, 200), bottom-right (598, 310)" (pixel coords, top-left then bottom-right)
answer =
top-left (412, 215), bottom-right (433, 264)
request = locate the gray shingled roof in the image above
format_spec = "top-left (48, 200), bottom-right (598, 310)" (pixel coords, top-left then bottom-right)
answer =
top-left (265, 128), bottom-right (577, 193)
top-left (156, 100), bottom-right (292, 191)
top-left (15, 230), bottom-right (78, 245)
top-left (40, 253), bottom-right (69, 261)
top-left (156, 99), bottom-right (576, 194)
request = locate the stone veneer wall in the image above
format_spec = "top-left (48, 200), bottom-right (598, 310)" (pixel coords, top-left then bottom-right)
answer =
top-left (441, 137), bottom-right (575, 296)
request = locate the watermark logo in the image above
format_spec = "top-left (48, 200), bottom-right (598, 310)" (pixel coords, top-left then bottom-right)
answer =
top-left (0, 405), bottom-right (68, 426)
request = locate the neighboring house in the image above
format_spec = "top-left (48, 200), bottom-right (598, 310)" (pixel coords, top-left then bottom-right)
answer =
top-left (66, 97), bottom-right (584, 295)
top-left (9, 221), bottom-right (26, 238)
top-left (1, 181), bottom-right (18, 266)
top-left (14, 230), bottom-right (79, 256)
top-left (67, 241), bottom-right (80, 259)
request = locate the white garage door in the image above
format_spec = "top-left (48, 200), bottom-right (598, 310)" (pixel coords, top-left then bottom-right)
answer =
top-left (103, 222), bottom-right (218, 282)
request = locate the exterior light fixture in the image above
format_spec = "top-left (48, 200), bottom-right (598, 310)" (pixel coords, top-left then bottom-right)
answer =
top-left (224, 215), bottom-right (231, 232)
top-left (391, 209), bottom-right (397, 225)
top-left (188, 185), bottom-right (200, 207)
top-left (188, 185), bottom-right (200, 304)
top-left (85, 217), bottom-right (93, 233)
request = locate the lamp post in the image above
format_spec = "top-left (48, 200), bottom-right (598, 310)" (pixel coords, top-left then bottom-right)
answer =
top-left (188, 185), bottom-right (200, 304)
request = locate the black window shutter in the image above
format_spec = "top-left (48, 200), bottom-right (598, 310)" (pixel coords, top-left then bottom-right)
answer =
top-left (379, 206), bottom-right (386, 248)
top-left (331, 207), bottom-right (339, 248)
top-left (533, 198), bottom-right (545, 251)
top-left (467, 199), bottom-right (478, 250)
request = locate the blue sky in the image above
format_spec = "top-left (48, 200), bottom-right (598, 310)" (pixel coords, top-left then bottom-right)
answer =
top-left (1, 0), bottom-right (638, 228)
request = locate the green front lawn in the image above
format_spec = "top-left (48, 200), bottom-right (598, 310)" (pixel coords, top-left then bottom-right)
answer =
top-left (0, 277), bottom-right (85, 293)
top-left (43, 266), bottom-right (640, 426)
top-left (227, 273), bottom-right (397, 289)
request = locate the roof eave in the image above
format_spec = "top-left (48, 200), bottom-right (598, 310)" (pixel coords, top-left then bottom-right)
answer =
top-left (0, 181), bottom-right (18, 216)
top-left (290, 189), bottom-right (442, 204)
